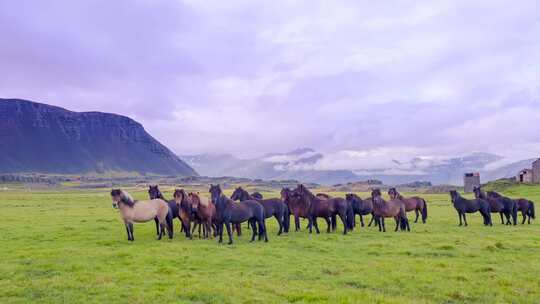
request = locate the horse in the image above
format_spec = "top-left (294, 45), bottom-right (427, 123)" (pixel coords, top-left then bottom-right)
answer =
top-left (188, 192), bottom-right (217, 238)
top-left (207, 184), bottom-right (244, 236)
top-left (388, 188), bottom-right (428, 223)
top-left (473, 187), bottom-right (517, 225)
top-left (513, 198), bottom-right (535, 224)
top-left (148, 185), bottom-right (182, 236)
top-left (111, 189), bottom-right (172, 241)
top-left (345, 193), bottom-right (375, 228)
top-left (449, 190), bottom-right (492, 226)
top-left (231, 187), bottom-right (290, 235)
top-left (281, 187), bottom-right (309, 232)
top-left (316, 193), bottom-right (332, 200)
top-left (293, 184), bottom-right (349, 235)
top-left (210, 184), bottom-right (268, 244)
top-left (371, 189), bottom-right (410, 232)
top-left (172, 189), bottom-right (194, 238)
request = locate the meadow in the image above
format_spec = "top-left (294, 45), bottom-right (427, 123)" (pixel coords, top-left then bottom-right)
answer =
top-left (1, 185), bottom-right (540, 303)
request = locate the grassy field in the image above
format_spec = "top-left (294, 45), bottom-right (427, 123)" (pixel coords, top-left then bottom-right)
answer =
top-left (1, 185), bottom-right (540, 303)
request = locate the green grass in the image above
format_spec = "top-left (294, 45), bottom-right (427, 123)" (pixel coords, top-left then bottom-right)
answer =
top-left (1, 186), bottom-right (540, 303)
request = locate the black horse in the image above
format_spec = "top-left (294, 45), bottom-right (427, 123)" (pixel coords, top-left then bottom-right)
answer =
top-left (514, 198), bottom-right (535, 224)
top-left (209, 184), bottom-right (268, 244)
top-left (231, 187), bottom-right (290, 235)
top-left (148, 185), bottom-right (176, 237)
top-left (345, 193), bottom-right (375, 228)
top-left (473, 187), bottom-right (517, 225)
top-left (449, 190), bottom-right (492, 226)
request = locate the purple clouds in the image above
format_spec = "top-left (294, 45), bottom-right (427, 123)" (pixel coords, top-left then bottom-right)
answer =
top-left (1, 1), bottom-right (539, 167)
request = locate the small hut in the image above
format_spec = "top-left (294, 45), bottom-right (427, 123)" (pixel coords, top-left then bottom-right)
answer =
top-left (463, 172), bottom-right (480, 193)
top-left (517, 169), bottom-right (533, 183)
top-left (533, 159), bottom-right (540, 183)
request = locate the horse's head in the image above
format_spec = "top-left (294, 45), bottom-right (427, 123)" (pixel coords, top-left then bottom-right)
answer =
top-left (251, 192), bottom-right (263, 200)
top-left (111, 189), bottom-right (134, 208)
top-left (280, 188), bottom-right (291, 201)
top-left (473, 186), bottom-right (482, 199)
top-left (345, 193), bottom-right (357, 203)
top-left (371, 188), bottom-right (382, 199)
top-left (487, 191), bottom-right (501, 199)
top-left (388, 188), bottom-right (398, 199)
top-left (188, 192), bottom-right (201, 216)
top-left (148, 185), bottom-right (162, 200)
top-left (209, 184), bottom-right (222, 204)
top-left (230, 187), bottom-right (244, 201)
top-left (173, 189), bottom-right (187, 204)
top-left (449, 190), bottom-right (459, 202)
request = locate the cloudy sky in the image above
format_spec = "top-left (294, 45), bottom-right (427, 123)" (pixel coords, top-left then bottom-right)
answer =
top-left (1, 0), bottom-right (540, 167)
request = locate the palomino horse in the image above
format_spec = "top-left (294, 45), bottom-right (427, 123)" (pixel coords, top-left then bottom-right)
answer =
top-left (450, 190), bottom-right (492, 226)
top-left (371, 189), bottom-right (410, 232)
top-left (473, 187), bottom-right (517, 225)
top-left (173, 189), bottom-right (194, 238)
top-left (293, 184), bottom-right (349, 235)
top-left (111, 189), bottom-right (172, 241)
top-left (231, 187), bottom-right (290, 235)
top-left (210, 184), bottom-right (268, 244)
top-left (388, 188), bottom-right (428, 223)
top-left (188, 192), bottom-right (217, 238)
top-left (345, 193), bottom-right (374, 228)
top-left (513, 198), bottom-right (535, 224)
top-left (148, 185), bottom-right (181, 236)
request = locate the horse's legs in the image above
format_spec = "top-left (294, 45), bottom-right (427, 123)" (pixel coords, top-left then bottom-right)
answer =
top-left (324, 217), bottom-right (331, 233)
top-left (249, 220), bottom-right (257, 242)
top-left (124, 223), bottom-right (132, 241)
top-left (499, 212), bottom-right (504, 225)
top-left (294, 215), bottom-right (300, 231)
top-left (394, 216), bottom-right (399, 231)
top-left (462, 213), bottom-right (468, 226)
top-left (313, 217), bottom-right (320, 234)
top-left (381, 217), bottom-right (386, 232)
top-left (236, 223), bottom-right (242, 237)
top-left (338, 213), bottom-right (348, 235)
top-left (224, 221), bottom-right (233, 245)
top-left (457, 212), bottom-right (462, 226)
top-left (368, 214), bottom-right (375, 227)
top-left (259, 219), bottom-right (268, 242)
top-left (154, 218), bottom-right (159, 236)
top-left (275, 214), bottom-right (283, 236)
top-left (360, 215), bottom-right (365, 227)
top-left (414, 209), bottom-right (419, 223)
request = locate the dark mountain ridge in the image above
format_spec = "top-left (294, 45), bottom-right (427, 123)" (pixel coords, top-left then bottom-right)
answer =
top-left (0, 98), bottom-right (197, 176)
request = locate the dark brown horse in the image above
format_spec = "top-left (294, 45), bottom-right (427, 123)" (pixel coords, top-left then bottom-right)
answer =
top-left (293, 184), bottom-right (349, 235)
top-left (388, 188), bottom-right (428, 223)
top-left (371, 189), bottom-right (410, 232)
top-left (345, 193), bottom-right (375, 228)
top-left (231, 187), bottom-right (290, 235)
top-left (173, 189), bottom-right (194, 238)
top-left (316, 193), bottom-right (332, 200)
top-left (209, 184), bottom-right (268, 244)
top-left (281, 187), bottom-right (311, 232)
top-left (513, 198), bottom-right (535, 224)
top-left (473, 186), bottom-right (517, 225)
top-left (188, 192), bottom-right (217, 238)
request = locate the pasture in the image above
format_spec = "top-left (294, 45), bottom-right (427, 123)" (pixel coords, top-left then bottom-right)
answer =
top-left (1, 185), bottom-right (540, 303)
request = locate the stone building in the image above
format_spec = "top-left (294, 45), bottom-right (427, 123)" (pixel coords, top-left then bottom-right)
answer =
top-left (516, 169), bottom-right (533, 183)
top-left (533, 159), bottom-right (540, 183)
top-left (463, 172), bottom-right (480, 193)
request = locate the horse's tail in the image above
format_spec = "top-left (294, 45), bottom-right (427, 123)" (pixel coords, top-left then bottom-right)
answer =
top-left (530, 201), bottom-right (536, 219)
top-left (166, 206), bottom-right (174, 238)
top-left (346, 204), bottom-right (355, 230)
top-left (283, 203), bottom-right (290, 233)
top-left (421, 199), bottom-right (428, 222)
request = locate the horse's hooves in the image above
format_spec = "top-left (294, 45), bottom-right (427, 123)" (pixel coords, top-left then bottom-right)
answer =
top-left (228, 241), bottom-right (233, 245)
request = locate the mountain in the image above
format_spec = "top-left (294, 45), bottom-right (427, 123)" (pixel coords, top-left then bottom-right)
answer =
top-left (0, 98), bottom-right (197, 176)
top-left (181, 149), bottom-right (536, 185)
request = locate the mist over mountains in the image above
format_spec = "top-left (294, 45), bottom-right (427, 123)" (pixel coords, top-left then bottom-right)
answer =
top-left (181, 149), bottom-right (533, 185)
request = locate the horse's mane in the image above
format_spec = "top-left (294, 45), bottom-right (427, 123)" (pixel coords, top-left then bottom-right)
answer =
top-left (296, 184), bottom-right (316, 199)
top-left (120, 190), bottom-right (136, 207)
top-left (487, 191), bottom-right (502, 198)
top-left (189, 192), bottom-right (209, 206)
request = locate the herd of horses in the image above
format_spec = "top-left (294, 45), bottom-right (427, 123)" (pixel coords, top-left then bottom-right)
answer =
top-left (109, 184), bottom-right (535, 243)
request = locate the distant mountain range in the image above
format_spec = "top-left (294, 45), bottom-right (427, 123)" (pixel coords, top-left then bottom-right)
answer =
top-left (181, 149), bottom-right (537, 185)
top-left (0, 98), bottom-right (197, 176)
